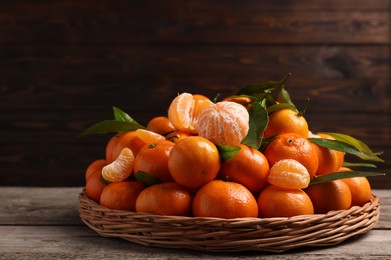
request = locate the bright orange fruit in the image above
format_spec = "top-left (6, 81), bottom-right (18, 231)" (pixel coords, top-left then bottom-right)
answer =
top-left (192, 180), bottom-right (258, 218)
top-left (264, 108), bottom-right (309, 138)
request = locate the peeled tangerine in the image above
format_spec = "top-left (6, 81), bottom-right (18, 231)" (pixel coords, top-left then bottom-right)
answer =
top-left (168, 93), bottom-right (213, 134)
top-left (267, 159), bottom-right (311, 189)
top-left (102, 148), bottom-right (134, 182)
top-left (197, 101), bottom-right (250, 146)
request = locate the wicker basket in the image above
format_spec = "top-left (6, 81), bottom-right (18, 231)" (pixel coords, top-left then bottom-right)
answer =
top-left (79, 190), bottom-right (380, 253)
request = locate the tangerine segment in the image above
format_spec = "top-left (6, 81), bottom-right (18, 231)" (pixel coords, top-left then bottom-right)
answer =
top-left (136, 129), bottom-right (165, 145)
top-left (264, 133), bottom-right (319, 179)
top-left (197, 101), bottom-right (250, 146)
top-left (268, 159), bottom-right (310, 189)
top-left (102, 148), bottom-right (134, 182)
top-left (168, 93), bottom-right (212, 134)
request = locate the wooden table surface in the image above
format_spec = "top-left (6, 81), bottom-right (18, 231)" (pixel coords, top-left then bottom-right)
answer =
top-left (1, 187), bottom-right (390, 259)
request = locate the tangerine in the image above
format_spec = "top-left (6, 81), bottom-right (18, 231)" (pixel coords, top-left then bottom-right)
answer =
top-left (304, 180), bottom-right (352, 214)
top-left (167, 93), bottom-right (212, 134)
top-left (165, 130), bottom-right (191, 144)
top-left (219, 144), bottom-right (269, 193)
top-left (264, 108), bottom-right (309, 138)
top-left (192, 180), bottom-right (258, 218)
top-left (85, 170), bottom-right (106, 203)
top-left (146, 116), bottom-right (176, 135)
top-left (197, 101), bottom-right (250, 146)
top-left (168, 136), bottom-right (220, 189)
top-left (135, 182), bottom-right (192, 216)
top-left (311, 133), bottom-right (345, 175)
top-left (267, 159), bottom-right (310, 189)
top-left (264, 133), bottom-right (319, 179)
top-left (106, 131), bottom-right (145, 163)
top-left (100, 181), bottom-right (144, 211)
top-left (258, 184), bottom-right (314, 218)
top-left (102, 147), bottom-right (134, 182)
top-left (337, 167), bottom-right (372, 207)
top-left (133, 140), bottom-right (175, 182)
top-left (85, 159), bottom-right (108, 181)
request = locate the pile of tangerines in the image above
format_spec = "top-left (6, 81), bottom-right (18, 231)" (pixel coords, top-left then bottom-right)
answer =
top-left (83, 80), bottom-right (381, 219)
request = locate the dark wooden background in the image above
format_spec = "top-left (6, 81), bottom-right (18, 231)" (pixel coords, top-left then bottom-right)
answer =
top-left (1, 0), bottom-right (390, 188)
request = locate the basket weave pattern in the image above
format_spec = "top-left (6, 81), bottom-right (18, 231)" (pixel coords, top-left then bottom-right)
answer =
top-left (79, 190), bottom-right (380, 253)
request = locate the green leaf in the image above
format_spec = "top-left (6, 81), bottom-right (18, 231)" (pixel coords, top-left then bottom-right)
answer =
top-left (235, 73), bottom-right (291, 99)
top-left (266, 103), bottom-right (297, 114)
top-left (216, 144), bottom-right (241, 161)
top-left (259, 133), bottom-right (279, 152)
top-left (277, 86), bottom-right (296, 108)
top-left (134, 171), bottom-right (161, 187)
top-left (309, 171), bottom-right (385, 186)
top-left (308, 138), bottom-right (384, 162)
top-left (325, 132), bottom-right (383, 158)
top-left (113, 106), bottom-right (138, 123)
top-left (100, 174), bottom-right (111, 185)
top-left (342, 162), bottom-right (377, 168)
top-left (78, 120), bottom-right (145, 137)
top-left (242, 101), bottom-right (268, 149)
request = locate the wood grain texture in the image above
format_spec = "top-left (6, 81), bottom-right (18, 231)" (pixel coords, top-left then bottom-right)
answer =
top-left (0, 187), bottom-right (390, 259)
top-left (0, 0), bottom-right (390, 187)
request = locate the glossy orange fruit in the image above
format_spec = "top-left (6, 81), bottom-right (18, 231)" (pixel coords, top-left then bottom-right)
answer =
top-left (264, 109), bottom-right (309, 138)
top-left (102, 148), bottom-right (134, 182)
top-left (85, 159), bottom-right (108, 181)
top-left (165, 130), bottom-right (191, 144)
top-left (146, 116), bottom-right (175, 135)
top-left (133, 140), bottom-right (175, 183)
top-left (85, 170), bottom-right (106, 203)
top-left (258, 184), bottom-right (314, 218)
top-left (304, 180), bottom-right (352, 214)
top-left (336, 167), bottom-right (372, 207)
top-left (267, 159), bottom-right (310, 189)
top-left (167, 93), bottom-right (212, 134)
top-left (135, 182), bottom-right (192, 216)
top-left (311, 133), bottom-right (345, 175)
top-left (219, 144), bottom-right (269, 193)
top-left (264, 133), bottom-right (319, 179)
top-left (168, 136), bottom-right (220, 189)
top-left (100, 181), bottom-right (144, 211)
top-left (197, 101), bottom-right (250, 146)
top-left (106, 131), bottom-right (145, 163)
top-left (192, 180), bottom-right (258, 218)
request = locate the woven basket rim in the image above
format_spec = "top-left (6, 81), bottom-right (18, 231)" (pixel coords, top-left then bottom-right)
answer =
top-left (79, 189), bottom-right (380, 253)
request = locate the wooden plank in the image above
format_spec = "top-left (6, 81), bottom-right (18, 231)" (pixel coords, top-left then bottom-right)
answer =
top-left (1, 46), bottom-right (389, 79)
top-left (0, 187), bottom-right (83, 225)
top-left (0, 8), bottom-right (389, 44)
top-left (1, 77), bottom-right (390, 113)
top-left (0, 226), bottom-right (390, 258)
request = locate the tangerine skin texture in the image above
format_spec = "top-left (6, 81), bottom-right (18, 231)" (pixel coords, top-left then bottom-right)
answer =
top-left (304, 180), bottom-right (352, 214)
top-left (264, 109), bottom-right (309, 138)
top-left (192, 180), bottom-right (259, 218)
top-left (100, 181), bottom-right (144, 211)
top-left (219, 144), bottom-right (270, 193)
top-left (264, 133), bottom-right (319, 179)
top-left (135, 182), bottom-right (192, 216)
top-left (168, 136), bottom-right (221, 189)
top-left (258, 184), bottom-right (314, 218)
